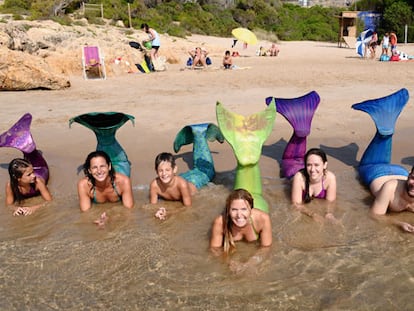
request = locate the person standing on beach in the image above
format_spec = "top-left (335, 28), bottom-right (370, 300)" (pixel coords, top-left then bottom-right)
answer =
top-left (141, 23), bottom-right (160, 63)
top-left (368, 32), bottom-right (378, 59)
top-left (381, 32), bottom-right (389, 57)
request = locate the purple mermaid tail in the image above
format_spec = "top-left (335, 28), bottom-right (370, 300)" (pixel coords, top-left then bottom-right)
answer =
top-left (265, 91), bottom-right (320, 178)
top-left (0, 113), bottom-right (49, 183)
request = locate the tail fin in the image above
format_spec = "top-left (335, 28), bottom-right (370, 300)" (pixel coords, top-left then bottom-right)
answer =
top-left (69, 112), bottom-right (135, 177)
top-left (0, 113), bottom-right (49, 182)
top-left (266, 91), bottom-right (320, 178)
top-left (352, 88), bottom-right (409, 185)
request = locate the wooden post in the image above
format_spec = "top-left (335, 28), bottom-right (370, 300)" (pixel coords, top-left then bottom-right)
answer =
top-left (128, 3), bottom-right (132, 28)
top-left (100, 3), bottom-right (104, 19)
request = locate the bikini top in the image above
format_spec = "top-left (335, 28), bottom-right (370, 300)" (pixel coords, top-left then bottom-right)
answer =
top-left (92, 180), bottom-right (122, 204)
top-left (303, 177), bottom-right (327, 200)
top-left (20, 183), bottom-right (39, 199)
top-left (249, 216), bottom-right (260, 241)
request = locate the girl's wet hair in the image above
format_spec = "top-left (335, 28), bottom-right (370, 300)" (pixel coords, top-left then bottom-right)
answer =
top-left (83, 150), bottom-right (115, 187)
top-left (141, 23), bottom-right (149, 31)
top-left (155, 152), bottom-right (176, 170)
top-left (8, 158), bottom-right (33, 204)
top-left (302, 148), bottom-right (328, 203)
top-left (222, 188), bottom-right (254, 254)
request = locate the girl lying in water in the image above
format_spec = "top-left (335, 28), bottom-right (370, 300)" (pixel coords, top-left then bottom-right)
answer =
top-left (210, 189), bottom-right (272, 273)
top-left (291, 148), bottom-right (337, 222)
top-left (6, 158), bottom-right (52, 216)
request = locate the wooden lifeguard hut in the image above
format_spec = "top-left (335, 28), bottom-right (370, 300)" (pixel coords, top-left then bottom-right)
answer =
top-left (337, 11), bottom-right (358, 48)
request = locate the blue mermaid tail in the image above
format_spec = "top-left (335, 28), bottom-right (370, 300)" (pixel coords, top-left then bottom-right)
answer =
top-left (352, 88), bottom-right (409, 186)
top-left (266, 91), bottom-right (320, 178)
top-left (69, 112), bottom-right (135, 177)
top-left (0, 113), bottom-right (49, 183)
top-left (216, 101), bottom-right (276, 213)
top-left (173, 123), bottom-right (224, 189)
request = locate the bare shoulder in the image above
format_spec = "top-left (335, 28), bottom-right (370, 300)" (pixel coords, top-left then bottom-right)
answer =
top-left (325, 170), bottom-right (336, 180)
top-left (78, 176), bottom-right (89, 187)
top-left (252, 208), bottom-right (270, 220)
top-left (213, 214), bottom-right (224, 226)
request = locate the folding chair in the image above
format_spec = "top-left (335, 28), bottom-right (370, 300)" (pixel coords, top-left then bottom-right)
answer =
top-left (82, 45), bottom-right (106, 80)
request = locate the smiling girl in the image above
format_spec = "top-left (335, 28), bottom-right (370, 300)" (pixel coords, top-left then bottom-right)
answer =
top-left (6, 158), bottom-right (52, 216)
top-left (77, 150), bottom-right (134, 212)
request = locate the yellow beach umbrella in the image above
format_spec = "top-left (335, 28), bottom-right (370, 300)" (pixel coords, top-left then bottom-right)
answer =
top-left (231, 28), bottom-right (258, 45)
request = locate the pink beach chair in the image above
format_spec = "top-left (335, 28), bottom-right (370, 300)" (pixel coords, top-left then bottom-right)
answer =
top-left (82, 45), bottom-right (106, 80)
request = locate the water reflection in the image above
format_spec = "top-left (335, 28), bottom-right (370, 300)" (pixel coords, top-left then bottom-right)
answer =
top-left (1, 171), bottom-right (414, 310)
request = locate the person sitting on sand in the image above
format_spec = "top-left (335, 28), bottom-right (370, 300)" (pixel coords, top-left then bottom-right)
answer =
top-left (188, 47), bottom-right (208, 69)
top-left (150, 152), bottom-right (196, 208)
top-left (77, 150), bottom-right (134, 213)
top-left (291, 148), bottom-right (337, 222)
top-left (223, 50), bottom-right (233, 69)
top-left (6, 158), bottom-right (52, 216)
top-left (267, 43), bottom-right (279, 56)
top-left (210, 189), bottom-right (272, 273)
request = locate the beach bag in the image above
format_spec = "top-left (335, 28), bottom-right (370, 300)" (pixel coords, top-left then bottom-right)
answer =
top-left (206, 57), bottom-right (212, 65)
top-left (380, 54), bottom-right (390, 62)
top-left (186, 57), bottom-right (193, 66)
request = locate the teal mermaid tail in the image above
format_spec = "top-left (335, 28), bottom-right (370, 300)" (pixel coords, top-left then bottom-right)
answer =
top-left (216, 101), bottom-right (276, 213)
top-left (352, 88), bottom-right (409, 186)
top-left (266, 91), bottom-right (320, 178)
top-left (69, 112), bottom-right (135, 177)
top-left (0, 113), bottom-right (49, 182)
top-left (174, 123), bottom-right (224, 189)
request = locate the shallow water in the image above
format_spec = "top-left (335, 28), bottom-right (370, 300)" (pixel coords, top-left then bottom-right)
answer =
top-left (1, 165), bottom-right (414, 310)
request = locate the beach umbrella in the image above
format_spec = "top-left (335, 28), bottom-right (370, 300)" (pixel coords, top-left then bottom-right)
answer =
top-left (231, 28), bottom-right (258, 45)
top-left (356, 29), bottom-right (374, 57)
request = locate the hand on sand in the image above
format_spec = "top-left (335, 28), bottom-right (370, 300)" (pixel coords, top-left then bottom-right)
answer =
top-left (399, 222), bottom-right (414, 233)
top-left (94, 212), bottom-right (108, 227)
top-left (325, 212), bottom-right (341, 225)
top-left (155, 207), bottom-right (167, 220)
top-left (13, 207), bottom-right (32, 216)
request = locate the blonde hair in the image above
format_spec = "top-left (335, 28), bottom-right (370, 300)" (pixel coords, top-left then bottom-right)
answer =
top-left (222, 189), bottom-right (254, 254)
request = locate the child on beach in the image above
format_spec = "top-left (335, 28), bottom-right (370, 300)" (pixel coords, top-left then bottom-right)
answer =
top-left (223, 50), bottom-right (233, 69)
top-left (6, 158), bottom-right (52, 216)
top-left (149, 152), bottom-right (196, 211)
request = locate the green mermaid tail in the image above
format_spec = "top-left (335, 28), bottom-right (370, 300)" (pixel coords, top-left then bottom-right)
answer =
top-left (173, 123), bottom-right (224, 189)
top-left (69, 112), bottom-right (135, 177)
top-left (216, 101), bottom-right (276, 212)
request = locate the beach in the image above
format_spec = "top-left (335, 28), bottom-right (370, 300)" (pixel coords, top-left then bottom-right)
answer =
top-left (1, 35), bottom-right (414, 309)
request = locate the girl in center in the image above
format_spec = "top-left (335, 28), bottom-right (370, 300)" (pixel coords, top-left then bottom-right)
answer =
top-left (77, 150), bottom-right (134, 212)
top-left (210, 189), bottom-right (272, 251)
top-left (291, 148), bottom-right (337, 221)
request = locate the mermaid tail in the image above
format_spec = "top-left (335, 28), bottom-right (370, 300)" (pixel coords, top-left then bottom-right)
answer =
top-left (0, 113), bottom-right (49, 183)
top-left (266, 91), bottom-right (320, 178)
top-left (352, 88), bottom-right (409, 186)
top-left (173, 123), bottom-right (224, 189)
top-left (69, 112), bottom-right (135, 177)
top-left (216, 101), bottom-right (276, 213)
